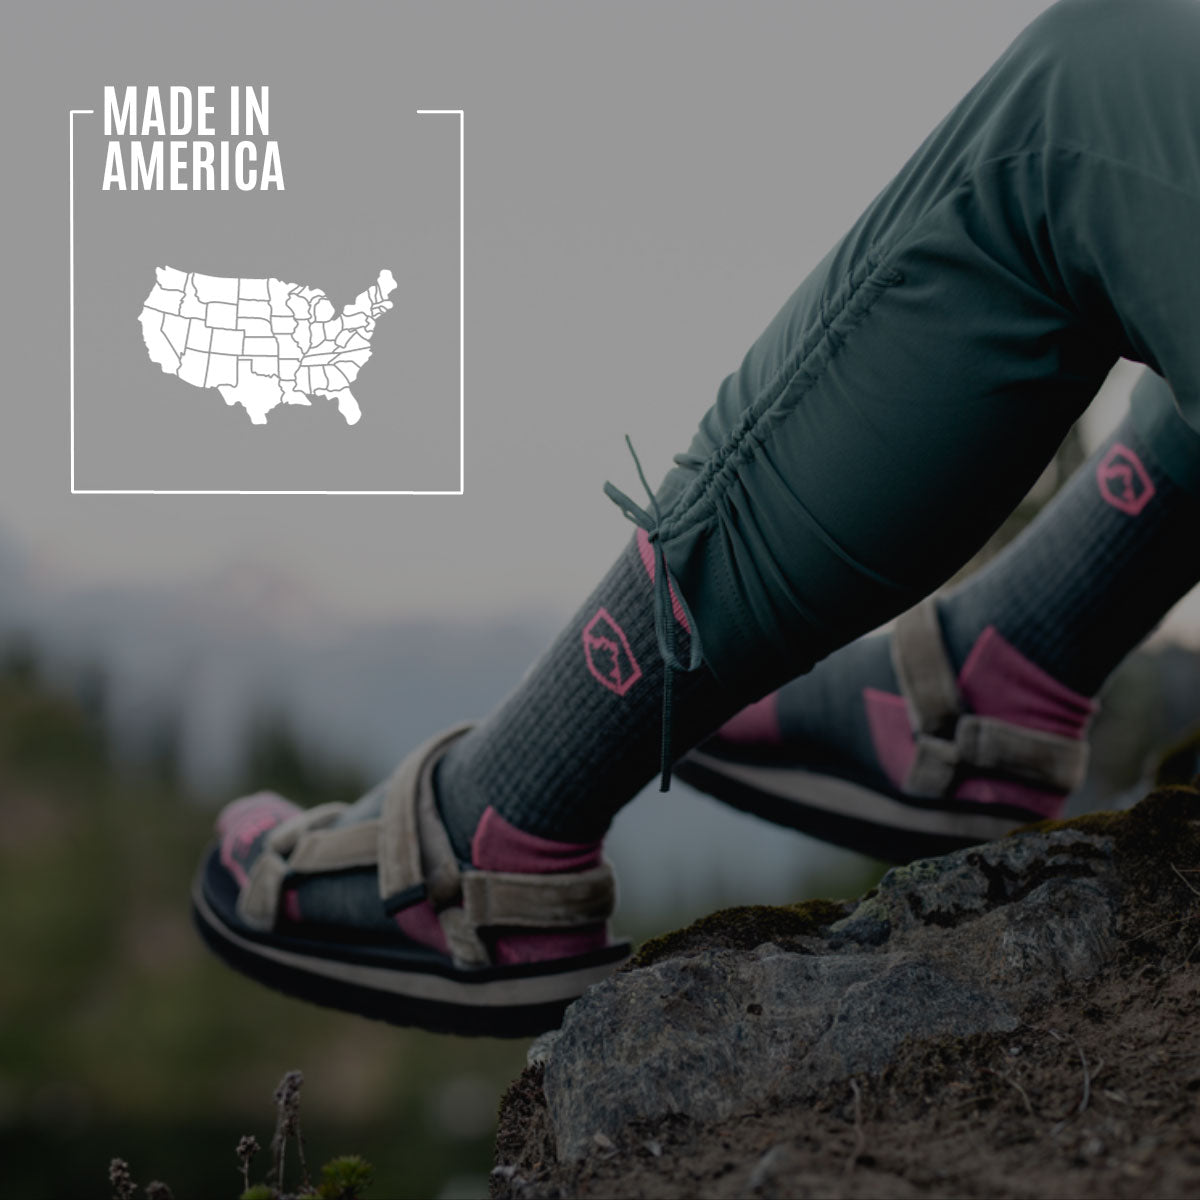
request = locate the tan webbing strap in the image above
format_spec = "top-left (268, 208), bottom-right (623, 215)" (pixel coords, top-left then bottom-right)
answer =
top-left (266, 803), bottom-right (346, 856)
top-left (437, 907), bottom-right (490, 968)
top-left (236, 848), bottom-right (291, 931)
top-left (375, 723), bottom-right (489, 966)
top-left (956, 715), bottom-right (1089, 792)
top-left (287, 820), bottom-right (381, 874)
top-left (903, 734), bottom-right (961, 798)
top-left (461, 865), bottom-right (616, 929)
top-left (411, 747), bottom-right (491, 965)
top-left (890, 599), bottom-right (962, 738)
top-left (415, 758), bottom-right (465, 909)
top-left (378, 724), bottom-right (472, 902)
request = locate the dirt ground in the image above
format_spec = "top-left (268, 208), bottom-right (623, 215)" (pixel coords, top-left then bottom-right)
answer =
top-left (492, 790), bottom-right (1200, 1199)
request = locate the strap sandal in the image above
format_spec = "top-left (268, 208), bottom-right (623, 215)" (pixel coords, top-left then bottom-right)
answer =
top-left (676, 599), bottom-right (1089, 864)
top-left (192, 725), bottom-right (630, 1037)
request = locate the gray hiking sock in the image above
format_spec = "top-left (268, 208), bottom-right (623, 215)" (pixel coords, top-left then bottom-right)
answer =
top-left (764, 631), bottom-right (899, 791)
top-left (434, 537), bottom-right (742, 858)
top-left (742, 411), bottom-right (1200, 794)
top-left (938, 413), bottom-right (1200, 696)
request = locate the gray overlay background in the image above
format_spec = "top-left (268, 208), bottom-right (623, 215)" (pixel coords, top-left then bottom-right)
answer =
top-left (3, 1), bottom-right (1075, 622)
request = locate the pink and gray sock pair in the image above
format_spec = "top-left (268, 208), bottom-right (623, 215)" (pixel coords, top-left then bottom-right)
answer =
top-left (215, 406), bottom-right (1200, 972)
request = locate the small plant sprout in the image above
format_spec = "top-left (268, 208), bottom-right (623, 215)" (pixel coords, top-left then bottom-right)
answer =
top-left (237, 1133), bottom-right (261, 1192)
top-left (270, 1068), bottom-right (309, 1192)
top-left (112, 1071), bottom-right (374, 1200)
top-left (317, 1155), bottom-right (375, 1199)
top-left (108, 1157), bottom-right (137, 1200)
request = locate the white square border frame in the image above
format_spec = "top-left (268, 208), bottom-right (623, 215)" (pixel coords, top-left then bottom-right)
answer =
top-left (68, 107), bottom-right (464, 496)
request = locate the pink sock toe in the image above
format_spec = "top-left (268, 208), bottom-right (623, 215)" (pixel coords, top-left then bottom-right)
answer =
top-left (217, 792), bottom-right (299, 888)
top-left (216, 790), bottom-right (296, 838)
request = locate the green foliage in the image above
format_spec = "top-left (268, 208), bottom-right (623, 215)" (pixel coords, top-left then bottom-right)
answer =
top-left (3, 664), bottom-right (524, 1200)
top-left (241, 708), bottom-right (367, 809)
top-left (119, 1071), bottom-right (376, 1199)
top-left (0, 652), bottom-right (107, 782)
top-left (1, 633), bottom-right (41, 687)
top-left (314, 1155), bottom-right (375, 1199)
top-left (629, 896), bottom-right (856, 970)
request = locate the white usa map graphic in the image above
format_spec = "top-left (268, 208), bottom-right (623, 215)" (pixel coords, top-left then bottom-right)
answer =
top-left (138, 266), bottom-right (396, 425)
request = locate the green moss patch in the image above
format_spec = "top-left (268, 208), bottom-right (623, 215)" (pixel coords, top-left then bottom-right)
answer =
top-left (1026, 783), bottom-right (1200, 913)
top-left (627, 897), bottom-right (852, 970)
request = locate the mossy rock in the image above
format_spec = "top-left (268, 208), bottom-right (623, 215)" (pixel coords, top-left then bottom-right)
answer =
top-left (628, 896), bottom-right (852, 970)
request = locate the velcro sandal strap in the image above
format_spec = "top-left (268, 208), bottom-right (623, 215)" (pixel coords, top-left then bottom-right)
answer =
top-left (890, 598), bottom-right (962, 738)
top-left (904, 715), bottom-right (1089, 799)
top-left (437, 907), bottom-right (490, 968)
top-left (237, 849), bottom-right (291, 931)
top-left (377, 723), bottom-right (490, 967)
top-left (415, 751), bottom-right (468, 910)
top-left (287, 820), bottom-right (381, 874)
top-left (903, 733), bottom-right (961, 798)
top-left (461, 865), bottom-right (616, 929)
top-left (956, 715), bottom-right (1089, 791)
top-left (378, 724), bottom-right (473, 905)
top-left (266, 803), bottom-right (347, 856)
top-left (892, 598), bottom-right (1088, 799)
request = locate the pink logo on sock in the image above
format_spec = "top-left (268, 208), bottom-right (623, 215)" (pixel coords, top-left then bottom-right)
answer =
top-left (1096, 443), bottom-right (1155, 515)
top-left (582, 607), bottom-right (642, 695)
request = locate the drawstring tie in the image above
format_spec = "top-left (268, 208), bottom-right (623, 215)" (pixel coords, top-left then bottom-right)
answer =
top-left (604, 436), bottom-right (704, 790)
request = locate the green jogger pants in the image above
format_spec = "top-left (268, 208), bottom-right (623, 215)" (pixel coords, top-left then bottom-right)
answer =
top-left (647, 0), bottom-right (1200, 692)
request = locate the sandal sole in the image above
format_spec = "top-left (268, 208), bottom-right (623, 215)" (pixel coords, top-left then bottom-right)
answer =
top-left (191, 846), bottom-right (630, 1038)
top-left (674, 750), bottom-right (1044, 864)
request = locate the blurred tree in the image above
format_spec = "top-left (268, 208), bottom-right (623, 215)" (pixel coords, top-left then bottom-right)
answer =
top-left (241, 708), bottom-right (368, 809)
top-left (1, 633), bottom-right (41, 688)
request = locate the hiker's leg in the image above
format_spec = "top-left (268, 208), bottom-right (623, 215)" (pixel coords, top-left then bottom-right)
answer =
top-left (681, 371), bottom-right (1200, 860)
top-left (665, 0), bottom-right (1200, 856)
top-left (657, 0), bottom-right (1200, 697)
top-left (443, 0), bottom-right (1200, 864)
top-left (940, 373), bottom-right (1200, 699)
top-left (198, 0), bottom-right (1200, 1026)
